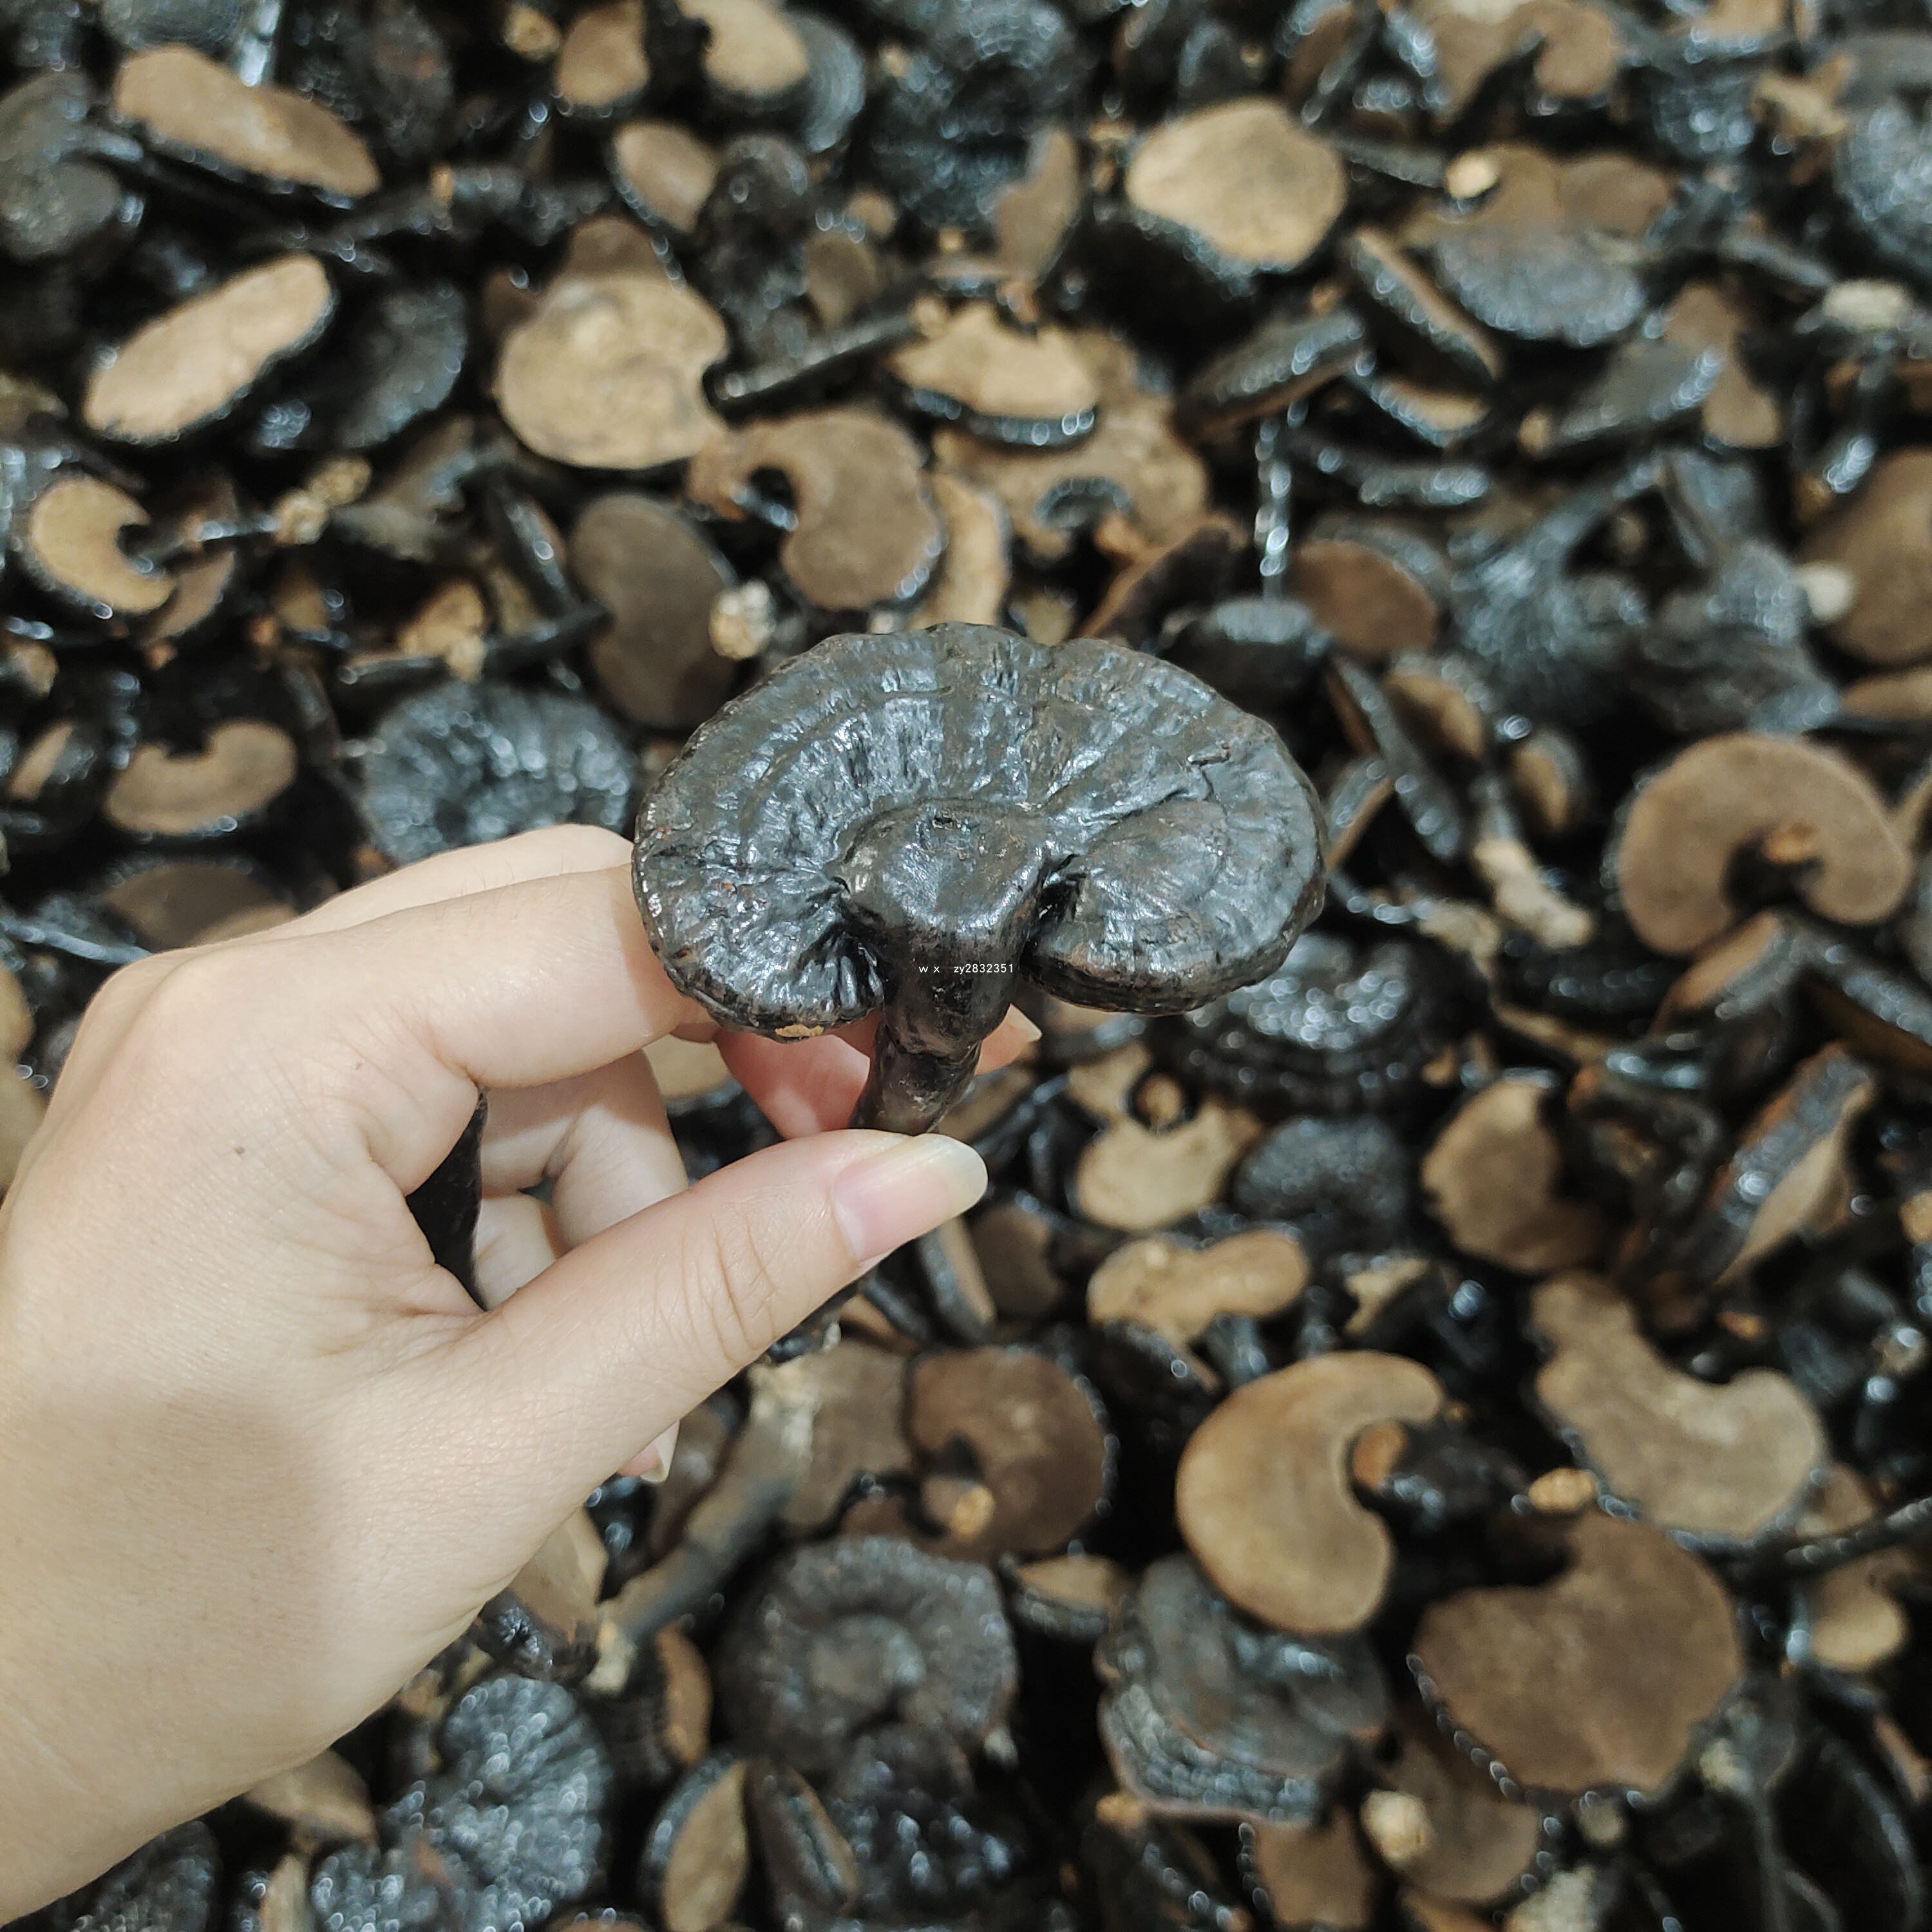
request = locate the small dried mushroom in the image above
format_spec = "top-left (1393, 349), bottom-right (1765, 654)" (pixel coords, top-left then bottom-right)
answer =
top-left (634, 623), bottom-right (1323, 1134)
top-left (1177, 1353), bottom-right (1443, 1636)
top-left (1412, 1512), bottom-right (1743, 1799)
top-left (1530, 1272), bottom-right (1824, 1546)
top-left (1096, 1552), bottom-right (1387, 1825)
top-left (714, 1535), bottom-right (1018, 1777)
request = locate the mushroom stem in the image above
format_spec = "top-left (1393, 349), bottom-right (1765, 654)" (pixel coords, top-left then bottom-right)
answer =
top-left (853, 1018), bottom-right (990, 1133)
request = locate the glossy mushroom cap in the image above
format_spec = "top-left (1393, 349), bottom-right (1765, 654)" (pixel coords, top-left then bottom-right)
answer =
top-left (634, 622), bottom-right (1326, 1131)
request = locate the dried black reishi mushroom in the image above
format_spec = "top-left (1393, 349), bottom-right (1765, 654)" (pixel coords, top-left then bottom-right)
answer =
top-left (714, 1534), bottom-right (1018, 1777)
top-left (633, 623), bottom-right (1325, 1133)
top-left (37, 1823), bottom-right (222, 1932)
top-left (1096, 1552), bottom-right (1388, 1825)
top-left (415, 1674), bottom-right (609, 1932)
top-left (357, 682), bottom-right (634, 867)
top-left (1164, 932), bottom-right (1458, 1115)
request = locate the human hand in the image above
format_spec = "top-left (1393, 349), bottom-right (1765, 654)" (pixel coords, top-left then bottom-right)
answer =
top-left (0, 826), bottom-right (1015, 1914)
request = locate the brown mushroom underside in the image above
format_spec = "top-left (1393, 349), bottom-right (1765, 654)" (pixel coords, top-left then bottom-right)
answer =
top-left (888, 305), bottom-right (1101, 426)
top-left (611, 119), bottom-right (717, 232)
top-left (1615, 733), bottom-right (1911, 955)
top-left (84, 254), bottom-right (336, 445)
top-left (687, 408), bottom-right (943, 611)
top-left (556, 1), bottom-right (650, 110)
top-left (906, 1347), bottom-right (1109, 1559)
top-left (24, 477), bottom-right (173, 615)
top-left (497, 272), bottom-right (728, 471)
top-left (1800, 449), bottom-right (1932, 665)
top-left (1531, 1272), bottom-right (1824, 1544)
top-left (681, 0), bottom-right (811, 98)
top-left (1073, 1099), bottom-right (1265, 1235)
top-left (1245, 1813), bottom-right (1378, 1931)
top-left (1087, 1227), bottom-right (1309, 1346)
top-left (1376, 1707), bottom-right (1542, 1906)
top-left (104, 721), bottom-right (299, 838)
top-left (113, 46), bottom-right (379, 198)
top-left (1127, 98), bottom-right (1346, 272)
top-left (1411, 1511), bottom-right (1743, 1799)
top-left (573, 493), bottom-right (737, 729)
top-left (911, 473), bottom-right (1012, 627)
top-left (1177, 1352), bottom-right (1444, 1635)
top-left (1794, 1464), bottom-right (1913, 1673)
top-left (1421, 1074), bottom-right (1605, 1272)
top-left (1290, 539), bottom-right (1441, 661)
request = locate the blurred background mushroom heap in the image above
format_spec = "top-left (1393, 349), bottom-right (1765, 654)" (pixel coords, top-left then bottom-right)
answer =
top-left (18, 0), bottom-right (1932, 1926)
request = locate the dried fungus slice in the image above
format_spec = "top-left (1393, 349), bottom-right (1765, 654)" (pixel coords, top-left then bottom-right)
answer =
top-left (426, 1674), bottom-right (609, 1931)
top-left (911, 472), bottom-right (1011, 627)
top-left (19, 475), bottom-right (173, 619)
top-left (642, 1754), bottom-right (750, 1932)
top-left (359, 682), bottom-right (634, 868)
top-left (1241, 1814), bottom-right (1377, 1931)
top-left (611, 120), bottom-right (716, 234)
top-left (776, 1338), bottom-right (913, 1533)
top-left (1074, 1097), bottom-right (1265, 1234)
top-left (887, 303), bottom-right (1099, 448)
top-left (112, 45), bottom-right (379, 200)
top-left (49, 1822), bottom-right (222, 1932)
top-left (1410, 1512), bottom-right (1743, 1799)
top-left (497, 273), bottom-right (726, 472)
top-left (936, 332), bottom-right (1209, 564)
top-left (905, 1345), bottom-right (1110, 1560)
top-left (1125, 99), bottom-right (1346, 278)
top-left (636, 625), bottom-right (1322, 1134)
top-left (104, 721), bottom-right (298, 841)
top-left (714, 1536), bottom-right (1017, 1776)
top-left (1097, 1553), bottom-right (1388, 1826)
top-left (1372, 1708), bottom-right (1541, 1906)
top-left (679, 0), bottom-right (811, 109)
top-left (243, 1750), bottom-right (377, 1845)
top-left (1421, 1074), bottom-right (1604, 1273)
top-left (1793, 1465), bottom-right (1913, 1674)
top-left (1177, 1352), bottom-right (1443, 1636)
top-left (1615, 734), bottom-right (1910, 958)
top-left (556, 1), bottom-right (650, 115)
top-left (1678, 1044), bottom-right (1877, 1284)
top-left (1661, 281), bottom-right (1782, 451)
top-left (1798, 448), bottom-right (1932, 666)
top-left (1530, 1271), bottom-right (1824, 1545)
top-left (685, 409), bottom-right (942, 611)
top-left (573, 493), bottom-right (735, 730)
top-left (84, 254), bottom-right (336, 446)
top-left (1008, 1552), bottom-right (1130, 1643)
top-left (1290, 517), bottom-right (1448, 663)
top-left (1087, 1228), bottom-right (1307, 1348)
top-left (1342, 227), bottom-right (1503, 388)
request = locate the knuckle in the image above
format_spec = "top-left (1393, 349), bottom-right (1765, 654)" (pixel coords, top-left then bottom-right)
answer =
top-left (670, 1214), bottom-right (786, 1366)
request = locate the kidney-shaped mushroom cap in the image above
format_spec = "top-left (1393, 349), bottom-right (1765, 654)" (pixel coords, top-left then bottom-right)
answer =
top-left (636, 624), bottom-right (1323, 1129)
top-left (1410, 1511), bottom-right (1743, 1801)
top-left (715, 1535), bottom-right (1018, 1777)
top-left (638, 623), bottom-right (1322, 1027)
top-left (1530, 1272), bottom-right (1824, 1548)
top-left (1177, 1352), bottom-right (1444, 1636)
top-left (1097, 1553), bottom-right (1388, 1826)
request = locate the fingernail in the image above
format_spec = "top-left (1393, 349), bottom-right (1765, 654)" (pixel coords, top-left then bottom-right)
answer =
top-left (639, 1423), bottom-right (679, 1485)
top-left (1003, 1007), bottom-right (1042, 1046)
top-left (833, 1135), bottom-right (988, 1269)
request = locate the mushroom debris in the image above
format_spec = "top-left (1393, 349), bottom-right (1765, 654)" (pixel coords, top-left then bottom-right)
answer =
top-left (24, 1), bottom-right (1932, 1929)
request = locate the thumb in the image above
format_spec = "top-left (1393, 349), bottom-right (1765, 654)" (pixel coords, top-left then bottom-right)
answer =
top-left (433, 1128), bottom-right (986, 1513)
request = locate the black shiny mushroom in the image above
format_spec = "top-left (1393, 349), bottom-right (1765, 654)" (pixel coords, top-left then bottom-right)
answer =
top-left (1095, 1552), bottom-right (1388, 1826)
top-left (714, 1534), bottom-right (1018, 1777)
top-left (633, 622), bottom-right (1325, 1133)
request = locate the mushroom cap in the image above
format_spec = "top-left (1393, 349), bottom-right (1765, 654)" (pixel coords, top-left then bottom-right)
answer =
top-left (1177, 1352), bottom-right (1444, 1636)
top-left (1097, 1553), bottom-right (1388, 1825)
top-left (1410, 1511), bottom-right (1742, 1800)
top-left (634, 624), bottom-right (1325, 1036)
